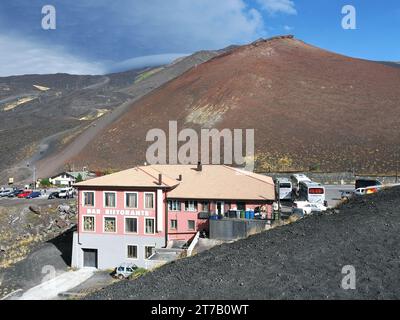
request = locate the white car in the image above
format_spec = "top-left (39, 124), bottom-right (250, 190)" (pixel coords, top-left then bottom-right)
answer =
top-left (292, 201), bottom-right (327, 215)
top-left (58, 188), bottom-right (75, 199)
top-left (354, 186), bottom-right (382, 196)
top-left (0, 188), bottom-right (14, 197)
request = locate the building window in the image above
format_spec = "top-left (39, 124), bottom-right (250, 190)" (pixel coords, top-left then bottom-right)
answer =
top-left (200, 201), bottom-right (210, 212)
top-left (104, 192), bottom-right (116, 208)
top-left (170, 220), bottom-right (178, 230)
top-left (83, 192), bottom-right (95, 206)
top-left (83, 216), bottom-right (95, 232)
top-left (125, 217), bottom-right (138, 234)
top-left (145, 218), bottom-right (155, 234)
top-left (144, 193), bottom-right (154, 209)
top-left (125, 192), bottom-right (138, 208)
top-left (237, 202), bottom-right (246, 211)
top-left (168, 200), bottom-right (181, 211)
top-left (104, 217), bottom-right (116, 233)
top-left (127, 245), bottom-right (138, 259)
top-left (184, 201), bottom-right (198, 212)
top-left (145, 246), bottom-right (155, 259)
top-left (188, 220), bottom-right (196, 231)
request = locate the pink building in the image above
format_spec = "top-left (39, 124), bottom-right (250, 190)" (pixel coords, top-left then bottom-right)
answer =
top-left (71, 164), bottom-right (275, 269)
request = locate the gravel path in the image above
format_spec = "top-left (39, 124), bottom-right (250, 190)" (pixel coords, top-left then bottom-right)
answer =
top-left (87, 187), bottom-right (400, 300)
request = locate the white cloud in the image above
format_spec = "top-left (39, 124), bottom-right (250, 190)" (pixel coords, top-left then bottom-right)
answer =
top-left (257, 0), bottom-right (297, 15)
top-left (0, 34), bottom-right (104, 77)
top-left (0, 0), bottom-right (269, 76)
top-left (111, 54), bottom-right (189, 73)
top-left (114, 0), bottom-right (267, 51)
top-left (283, 25), bottom-right (294, 31)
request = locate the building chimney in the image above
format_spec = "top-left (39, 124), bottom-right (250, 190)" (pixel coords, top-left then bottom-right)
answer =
top-left (197, 161), bottom-right (202, 172)
top-left (158, 174), bottom-right (162, 185)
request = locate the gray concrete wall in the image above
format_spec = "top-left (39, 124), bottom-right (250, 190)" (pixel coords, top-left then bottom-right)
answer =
top-left (209, 219), bottom-right (269, 241)
top-left (71, 232), bottom-right (165, 270)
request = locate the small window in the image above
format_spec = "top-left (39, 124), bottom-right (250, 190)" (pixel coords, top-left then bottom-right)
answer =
top-left (144, 193), bottom-right (154, 209)
top-left (145, 246), bottom-right (155, 259)
top-left (126, 193), bottom-right (138, 208)
top-left (125, 217), bottom-right (138, 233)
top-left (104, 217), bottom-right (116, 233)
top-left (83, 216), bottom-right (95, 231)
top-left (104, 192), bottom-right (116, 208)
top-left (83, 192), bottom-right (95, 206)
top-left (127, 245), bottom-right (137, 259)
top-left (200, 201), bottom-right (210, 212)
top-left (188, 220), bottom-right (196, 231)
top-left (185, 201), bottom-right (198, 212)
top-left (170, 219), bottom-right (178, 230)
top-left (168, 200), bottom-right (181, 211)
top-left (145, 218), bottom-right (155, 234)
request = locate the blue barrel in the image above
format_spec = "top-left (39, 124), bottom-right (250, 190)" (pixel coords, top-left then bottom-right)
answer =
top-left (250, 210), bottom-right (255, 219)
top-left (245, 210), bottom-right (250, 219)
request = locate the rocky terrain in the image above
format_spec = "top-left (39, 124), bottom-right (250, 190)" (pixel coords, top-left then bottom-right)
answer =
top-left (71, 36), bottom-right (400, 174)
top-left (0, 199), bottom-right (76, 298)
top-left (86, 187), bottom-right (400, 300)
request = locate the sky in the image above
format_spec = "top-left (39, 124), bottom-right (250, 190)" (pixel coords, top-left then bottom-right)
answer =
top-left (0, 0), bottom-right (399, 76)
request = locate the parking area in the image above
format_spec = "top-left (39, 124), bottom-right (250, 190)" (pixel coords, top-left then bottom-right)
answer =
top-left (0, 187), bottom-right (76, 206)
top-left (279, 184), bottom-right (354, 215)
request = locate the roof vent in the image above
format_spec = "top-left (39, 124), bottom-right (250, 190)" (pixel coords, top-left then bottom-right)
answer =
top-left (178, 174), bottom-right (183, 181)
top-left (197, 161), bottom-right (202, 172)
top-left (158, 174), bottom-right (162, 185)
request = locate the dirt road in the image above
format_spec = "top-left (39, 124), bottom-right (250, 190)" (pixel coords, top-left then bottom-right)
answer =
top-left (35, 97), bottom-right (138, 178)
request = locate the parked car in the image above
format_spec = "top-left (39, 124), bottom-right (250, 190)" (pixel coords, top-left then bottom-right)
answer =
top-left (355, 179), bottom-right (382, 190)
top-left (26, 191), bottom-right (42, 199)
top-left (114, 263), bottom-right (137, 279)
top-left (354, 185), bottom-right (382, 196)
top-left (58, 188), bottom-right (74, 199)
top-left (8, 189), bottom-right (24, 198)
top-left (48, 192), bottom-right (60, 200)
top-left (292, 201), bottom-right (327, 215)
top-left (0, 188), bottom-right (14, 197)
top-left (17, 190), bottom-right (32, 198)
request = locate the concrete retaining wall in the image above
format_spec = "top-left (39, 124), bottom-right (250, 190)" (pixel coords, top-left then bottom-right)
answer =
top-left (209, 219), bottom-right (270, 241)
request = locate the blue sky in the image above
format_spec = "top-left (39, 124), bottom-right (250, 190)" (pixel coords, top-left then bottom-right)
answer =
top-left (0, 0), bottom-right (398, 76)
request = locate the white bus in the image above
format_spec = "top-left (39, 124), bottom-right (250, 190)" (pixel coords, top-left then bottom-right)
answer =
top-left (275, 178), bottom-right (292, 200)
top-left (298, 181), bottom-right (326, 205)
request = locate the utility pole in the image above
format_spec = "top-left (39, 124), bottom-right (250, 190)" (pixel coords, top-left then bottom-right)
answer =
top-left (33, 166), bottom-right (36, 189)
top-left (27, 163), bottom-right (36, 189)
top-left (277, 180), bottom-right (281, 221)
top-left (396, 149), bottom-right (399, 184)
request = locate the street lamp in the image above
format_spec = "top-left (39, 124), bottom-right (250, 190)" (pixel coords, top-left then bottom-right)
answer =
top-left (27, 162), bottom-right (36, 189)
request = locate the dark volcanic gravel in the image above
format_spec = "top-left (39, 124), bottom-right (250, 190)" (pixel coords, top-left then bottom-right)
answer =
top-left (87, 187), bottom-right (400, 300)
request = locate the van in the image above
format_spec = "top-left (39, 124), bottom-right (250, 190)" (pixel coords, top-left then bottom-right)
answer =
top-left (355, 179), bottom-right (382, 190)
top-left (275, 178), bottom-right (292, 200)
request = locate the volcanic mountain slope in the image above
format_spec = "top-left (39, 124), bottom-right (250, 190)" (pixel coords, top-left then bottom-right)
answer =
top-left (87, 187), bottom-right (400, 300)
top-left (0, 47), bottom-right (233, 184)
top-left (71, 36), bottom-right (400, 174)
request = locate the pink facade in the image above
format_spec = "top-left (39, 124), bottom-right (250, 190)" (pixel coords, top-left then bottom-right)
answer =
top-left (78, 189), bottom-right (165, 238)
top-left (77, 189), bottom-right (273, 242)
